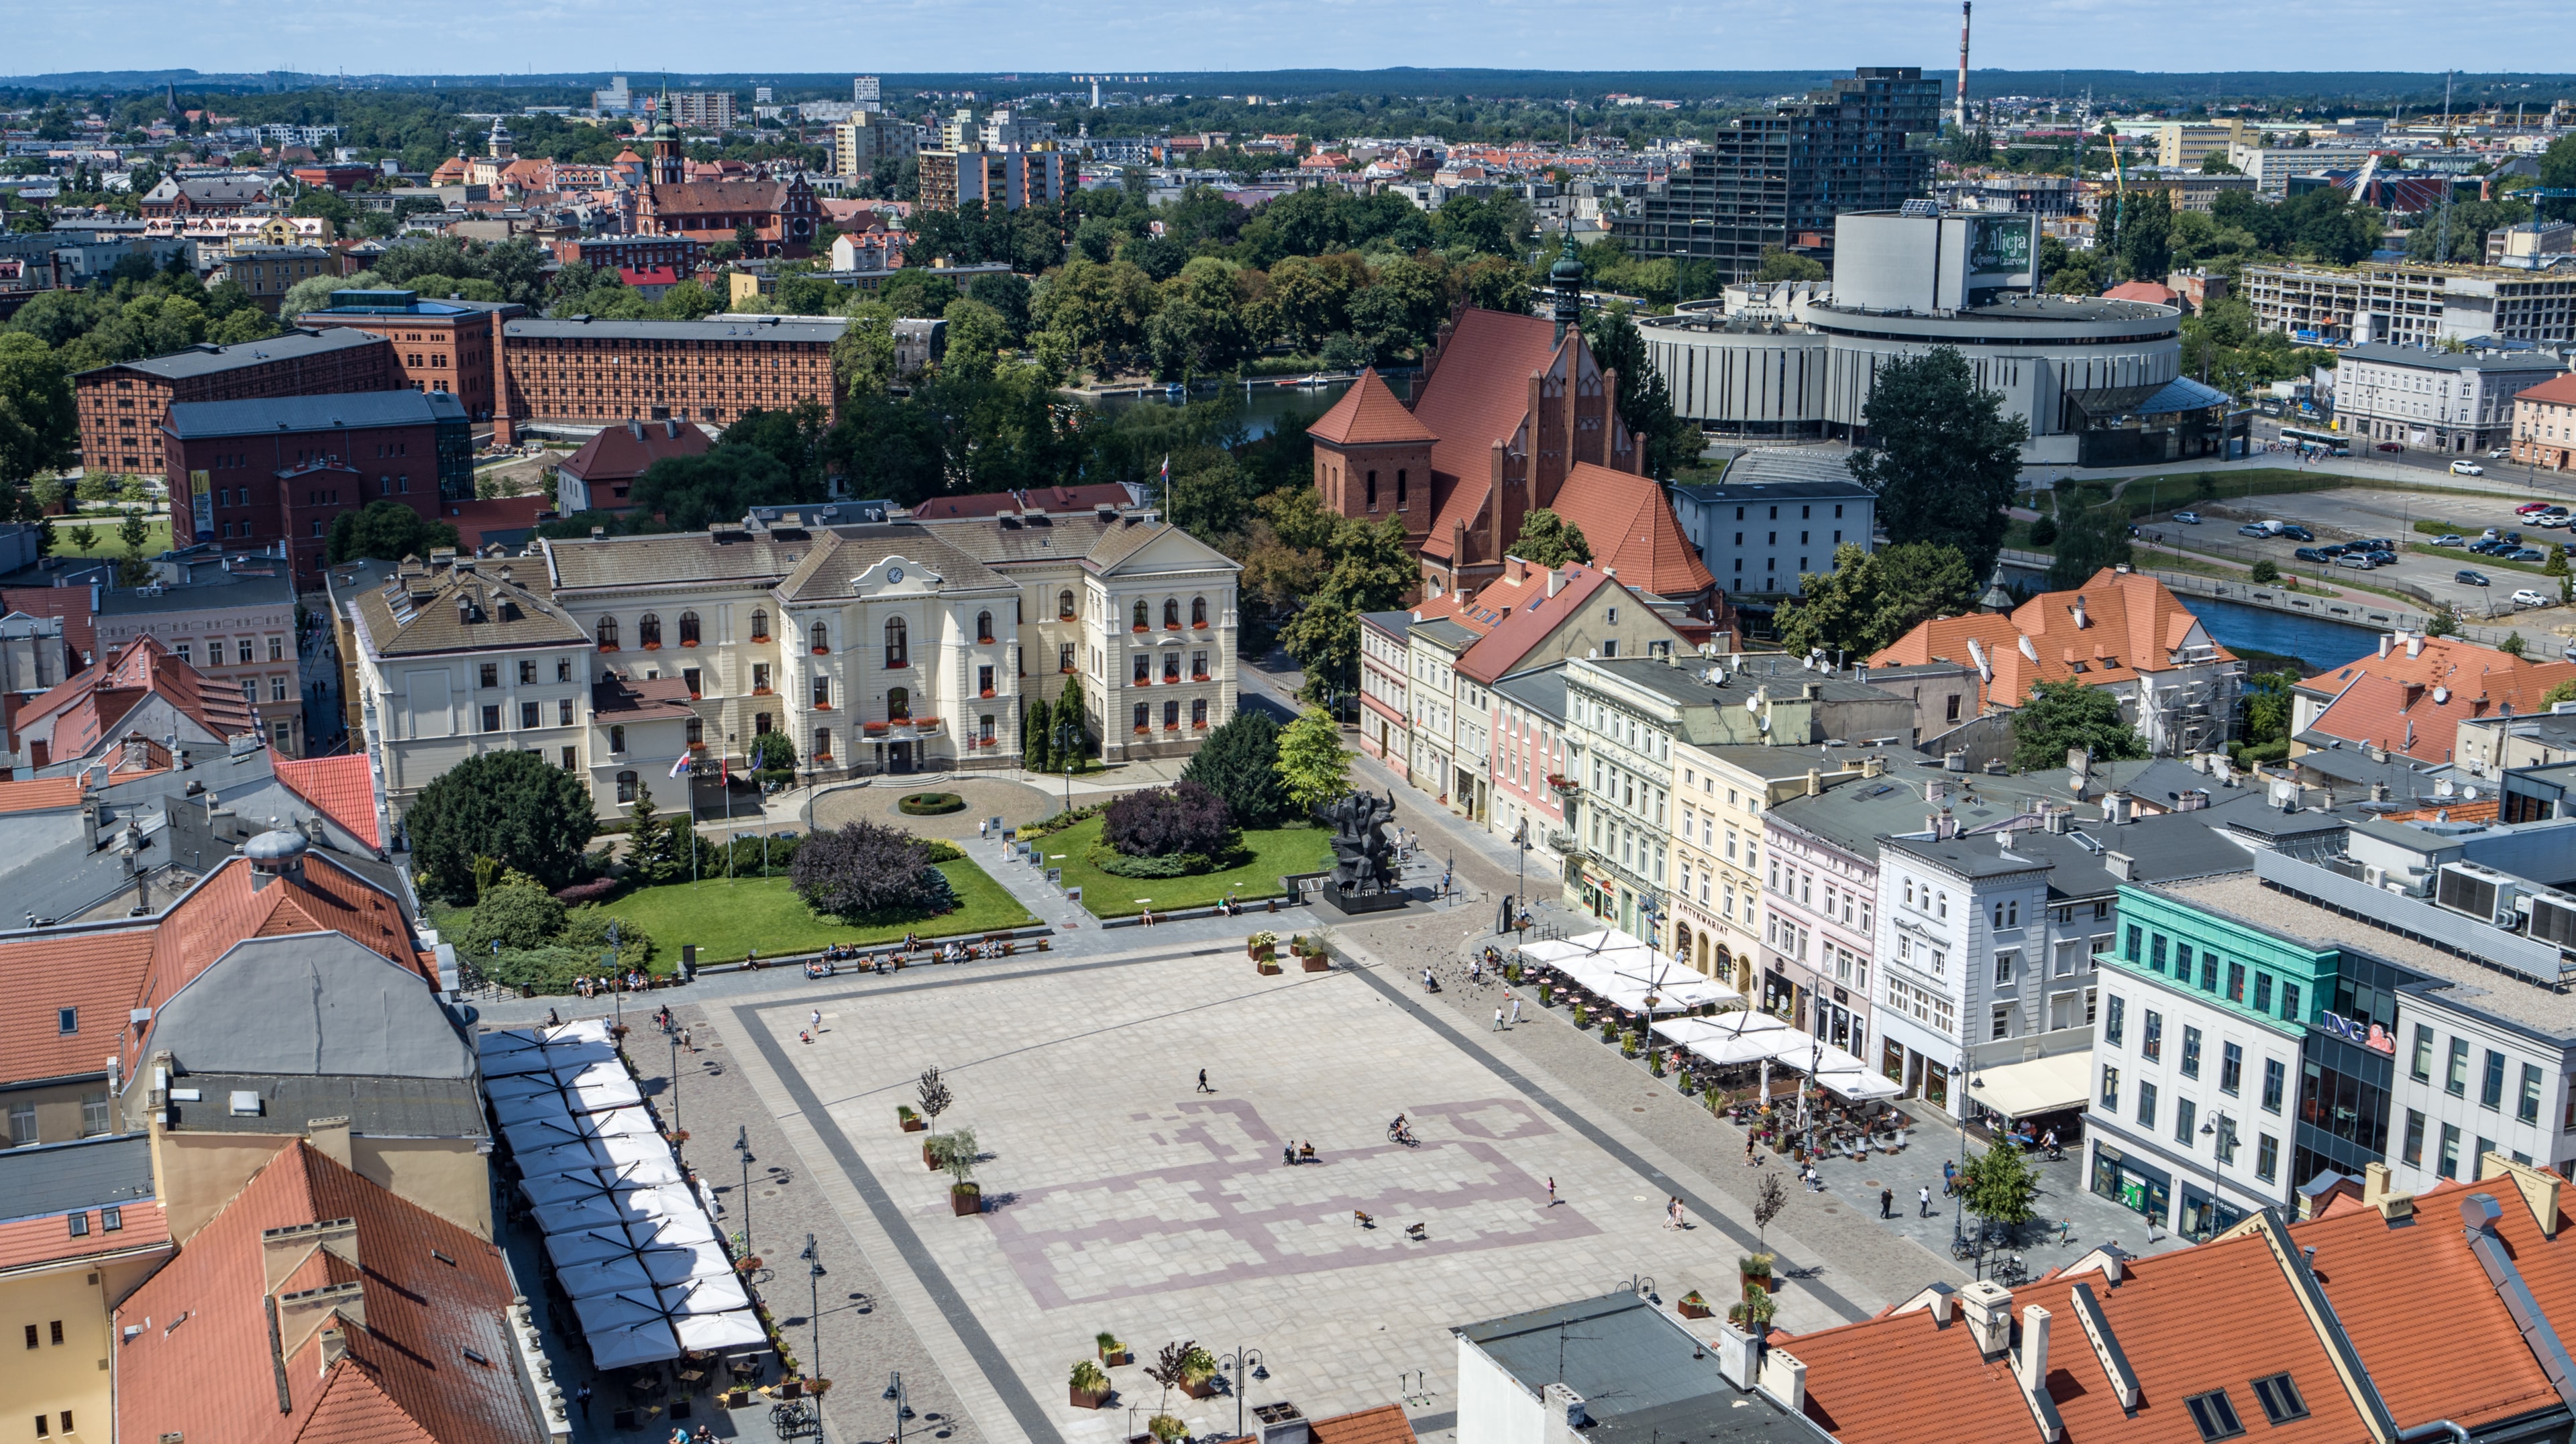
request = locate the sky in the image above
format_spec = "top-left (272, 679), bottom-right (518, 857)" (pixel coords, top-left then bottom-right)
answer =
top-left (13, 0), bottom-right (2572, 82)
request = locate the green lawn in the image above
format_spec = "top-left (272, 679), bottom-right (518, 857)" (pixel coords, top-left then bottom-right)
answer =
top-left (594, 860), bottom-right (1035, 963)
top-left (1032, 816), bottom-right (1332, 918)
top-left (52, 515), bottom-right (172, 558)
top-left (2411, 542), bottom-right (2554, 577)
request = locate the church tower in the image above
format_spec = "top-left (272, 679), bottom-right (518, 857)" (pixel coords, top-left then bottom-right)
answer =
top-left (486, 115), bottom-right (515, 161)
top-left (1549, 231), bottom-right (1585, 343)
top-left (647, 91), bottom-right (684, 186)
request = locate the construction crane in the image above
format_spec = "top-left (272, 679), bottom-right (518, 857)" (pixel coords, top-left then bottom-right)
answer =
top-left (2100, 121), bottom-right (2127, 263)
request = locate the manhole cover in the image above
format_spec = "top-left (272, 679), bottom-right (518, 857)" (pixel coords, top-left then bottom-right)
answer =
top-left (1631, 1107), bottom-right (1646, 1112)
top-left (1823, 1207), bottom-right (1839, 1214)
top-left (1631, 1195), bottom-right (1649, 1202)
top-left (761, 1188), bottom-right (783, 1197)
top-left (1865, 1180), bottom-right (1881, 1188)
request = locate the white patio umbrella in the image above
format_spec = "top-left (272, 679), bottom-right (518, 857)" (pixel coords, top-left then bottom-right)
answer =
top-left (546, 1225), bottom-right (647, 1269)
top-left (555, 1239), bottom-right (733, 1300)
top-left (670, 1308), bottom-right (767, 1353)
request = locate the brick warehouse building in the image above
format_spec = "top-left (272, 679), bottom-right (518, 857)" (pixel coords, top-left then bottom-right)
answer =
top-left (160, 391), bottom-right (473, 586)
top-left (492, 315), bottom-right (845, 439)
top-left (290, 288), bottom-right (524, 426)
top-left (74, 329), bottom-right (397, 478)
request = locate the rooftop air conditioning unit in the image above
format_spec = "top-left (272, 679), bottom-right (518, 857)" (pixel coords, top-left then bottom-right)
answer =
top-left (2435, 862), bottom-right (2520, 930)
top-left (2530, 893), bottom-right (2576, 950)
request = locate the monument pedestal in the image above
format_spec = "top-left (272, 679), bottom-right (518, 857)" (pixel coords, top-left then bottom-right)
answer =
top-left (1316, 885), bottom-right (1408, 917)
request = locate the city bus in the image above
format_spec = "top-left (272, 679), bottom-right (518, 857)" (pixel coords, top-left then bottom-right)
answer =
top-left (2279, 425), bottom-right (2351, 457)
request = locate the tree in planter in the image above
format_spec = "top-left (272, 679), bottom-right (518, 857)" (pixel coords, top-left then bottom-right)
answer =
top-left (1069, 1358), bottom-right (1110, 1404)
top-left (917, 1066), bottom-right (952, 1130)
top-left (1145, 1339), bottom-right (1200, 1417)
top-left (1752, 1171), bottom-right (1788, 1246)
top-left (1147, 1416), bottom-right (1189, 1443)
top-left (929, 1125), bottom-right (979, 1207)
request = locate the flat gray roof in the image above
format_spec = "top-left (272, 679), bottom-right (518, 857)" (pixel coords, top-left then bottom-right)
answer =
top-left (2341, 343), bottom-right (2569, 373)
top-left (162, 389), bottom-right (464, 440)
top-left (505, 315), bottom-right (851, 343)
top-left (86, 328), bottom-right (386, 382)
top-left (0, 1134), bottom-right (156, 1225)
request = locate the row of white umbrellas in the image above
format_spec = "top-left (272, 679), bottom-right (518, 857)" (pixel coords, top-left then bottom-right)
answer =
top-left (1516, 930), bottom-right (1742, 1015)
top-left (480, 1021), bottom-right (767, 1369)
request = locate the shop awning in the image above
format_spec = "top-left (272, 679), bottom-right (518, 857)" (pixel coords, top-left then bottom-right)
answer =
top-left (1519, 930), bottom-right (1740, 1015)
top-left (1967, 1051), bottom-right (2092, 1121)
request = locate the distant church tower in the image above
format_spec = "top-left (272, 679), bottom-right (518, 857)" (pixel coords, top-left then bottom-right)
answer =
top-left (648, 92), bottom-right (684, 185)
top-left (1550, 231), bottom-right (1585, 343)
top-left (486, 115), bottom-right (515, 161)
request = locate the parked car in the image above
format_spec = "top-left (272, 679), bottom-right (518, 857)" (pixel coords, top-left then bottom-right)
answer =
top-left (2366, 549), bottom-right (2400, 566)
top-left (2509, 549), bottom-right (2550, 563)
top-left (2513, 589), bottom-right (2552, 607)
top-left (2237, 522), bottom-right (2273, 538)
top-left (2485, 527), bottom-right (2506, 540)
top-left (2492, 448), bottom-right (2513, 459)
top-left (2452, 461), bottom-right (2487, 476)
top-left (2296, 547), bottom-right (2330, 563)
top-left (2518, 504), bottom-right (2554, 516)
top-left (2172, 510), bottom-right (2202, 524)
top-left (2336, 553), bottom-right (2377, 570)
top-left (2360, 538), bottom-right (2397, 551)
top-left (2433, 534), bottom-right (2465, 547)
top-left (2377, 441), bottom-right (2406, 452)
top-left (2457, 569), bottom-right (2491, 586)
top-left (2277, 524), bottom-right (2315, 541)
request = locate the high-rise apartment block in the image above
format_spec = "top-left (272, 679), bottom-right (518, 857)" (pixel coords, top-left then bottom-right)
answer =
top-left (854, 76), bottom-right (881, 111)
top-left (1610, 67), bottom-right (1941, 282)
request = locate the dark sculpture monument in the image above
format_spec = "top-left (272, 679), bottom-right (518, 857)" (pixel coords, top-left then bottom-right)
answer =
top-left (1315, 789), bottom-right (1406, 915)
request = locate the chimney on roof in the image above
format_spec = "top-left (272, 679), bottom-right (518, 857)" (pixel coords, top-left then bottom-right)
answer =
top-left (2361, 1161), bottom-right (2416, 1221)
top-left (1925, 1282), bottom-right (1956, 1324)
top-left (1546, 567), bottom-right (1564, 599)
top-left (2408, 632), bottom-right (2424, 659)
top-left (628, 417), bottom-right (643, 440)
top-left (1715, 1323), bottom-right (1762, 1390)
top-left (2379, 633), bottom-right (2394, 659)
top-left (305, 1116), bottom-right (352, 1168)
top-left (1958, 1280), bottom-right (2014, 1357)
top-left (1807, 767), bottom-right (1821, 796)
top-left (2016, 1304), bottom-right (2053, 1399)
top-left (2072, 594), bottom-right (2088, 629)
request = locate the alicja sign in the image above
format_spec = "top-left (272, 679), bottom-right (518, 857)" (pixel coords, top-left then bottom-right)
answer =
top-left (2316, 1011), bottom-right (2397, 1055)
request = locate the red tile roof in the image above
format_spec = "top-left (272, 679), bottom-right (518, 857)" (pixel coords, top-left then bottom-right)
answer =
top-left (2104, 280), bottom-right (2182, 306)
top-left (909, 484), bottom-right (1133, 520)
top-left (1, 584), bottom-right (99, 669)
top-left (13, 636), bottom-right (256, 765)
top-left (435, 496), bottom-right (550, 549)
top-left (556, 416), bottom-right (711, 486)
top-left (274, 754), bottom-right (382, 850)
top-left (1307, 1403), bottom-right (1419, 1444)
top-left (0, 928), bottom-right (154, 1086)
top-left (2299, 634), bottom-right (2576, 764)
top-left (1416, 309), bottom-right (1562, 557)
top-left (1870, 568), bottom-right (2232, 709)
top-left (1309, 368), bottom-right (1437, 447)
top-left (114, 1141), bottom-right (540, 1444)
top-left (1547, 462), bottom-right (1714, 599)
top-left (139, 853), bottom-right (427, 1028)
top-left (0, 775), bottom-right (84, 814)
top-left (2514, 370), bottom-right (2576, 408)
top-left (0, 1197), bottom-right (169, 1273)
top-left (1455, 564), bottom-right (1626, 684)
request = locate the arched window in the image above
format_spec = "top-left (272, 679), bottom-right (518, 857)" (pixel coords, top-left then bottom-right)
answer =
top-left (609, 725), bottom-right (627, 753)
top-left (678, 610), bottom-right (701, 646)
top-left (596, 616), bottom-right (619, 650)
top-left (1132, 599), bottom-right (1148, 631)
top-left (1366, 469), bottom-right (1378, 508)
top-left (810, 620), bottom-right (830, 654)
top-left (1132, 702), bottom-right (1149, 733)
top-left (616, 771), bottom-right (638, 803)
top-left (1058, 589), bottom-right (1075, 620)
top-left (883, 616), bottom-right (908, 669)
top-left (749, 608), bottom-right (770, 642)
top-left (1191, 698), bottom-right (1208, 728)
top-left (638, 612), bottom-right (662, 648)
top-left (888, 686), bottom-right (910, 720)
top-left (686, 716), bottom-right (704, 746)
top-left (1163, 598), bottom-right (1180, 629)
top-left (976, 610), bottom-right (994, 644)
top-left (1191, 596), bottom-right (1208, 628)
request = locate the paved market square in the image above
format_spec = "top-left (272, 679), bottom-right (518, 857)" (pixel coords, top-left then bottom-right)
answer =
top-left (720, 946), bottom-right (1874, 1444)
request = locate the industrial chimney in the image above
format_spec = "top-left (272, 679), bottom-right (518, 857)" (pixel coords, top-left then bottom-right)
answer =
top-left (1957, 2), bottom-right (1973, 133)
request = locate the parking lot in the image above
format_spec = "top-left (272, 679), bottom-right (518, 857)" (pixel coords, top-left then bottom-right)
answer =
top-left (2137, 486), bottom-right (2576, 632)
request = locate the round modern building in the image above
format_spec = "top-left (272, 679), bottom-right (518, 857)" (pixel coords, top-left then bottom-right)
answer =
top-left (1640, 210), bottom-right (2232, 466)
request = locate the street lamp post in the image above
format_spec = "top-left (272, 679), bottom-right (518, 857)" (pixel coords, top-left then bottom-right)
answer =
top-left (2196, 1111), bottom-right (2236, 1242)
top-left (1055, 718), bottom-right (1081, 816)
top-left (883, 1372), bottom-right (916, 1444)
top-left (800, 1233), bottom-right (823, 1382)
top-left (1216, 1347), bottom-right (1269, 1441)
top-left (735, 1125), bottom-right (754, 1256)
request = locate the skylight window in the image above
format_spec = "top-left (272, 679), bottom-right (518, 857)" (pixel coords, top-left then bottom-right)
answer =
top-left (2186, 1389), bottom-right (2246, 1441)
top-left (2249, 1374), bottom-right (2308, 1425)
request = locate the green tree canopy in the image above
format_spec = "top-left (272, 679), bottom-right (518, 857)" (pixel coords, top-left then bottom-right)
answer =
top-left (1776, 542), bottom-right (1976, 661)
top-left (1961, 1140), bottom-right (2041, 1227)
top-left (2046, 500), bottom-right (2135, 590)
top-left (1275, 706), bottom-right (1353, 817)
top-left (1180, 710), bottom-right (1291, 827)
top-left (1754, 245), bottom-right (1827, 282)
top-left (0, 332), bottom-right (77, 485)
top-left (325, 500), bottom-right (462, 563)
top-left (405, 749), bottom-right (599, 903)
top-left (630, 444), bottom-right (818, 531)
top-left (1510, 508), bottom-right (1593, 568)
top-left (2010, 679), bottom-right (2149, 773)
top-left (1580, 307), bottom-right (1697, 478)
top-left (1847, 348), bottom-right (2030, 580)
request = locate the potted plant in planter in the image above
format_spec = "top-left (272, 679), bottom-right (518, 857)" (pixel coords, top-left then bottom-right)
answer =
top-left (1570, 1002), bottom-right (1586, 1027)
top-left (1097, 1332), bottom-right (1130, 1367)
top-left (1678, 1289), bottom-right (1712, 1319)
top-left (1301, 944), bottom-right (1330, 973)
top-left (1179, 1345), bottom-right (1220, 1399)
top-left (1600, 1017), bottom-right (1620, 1045)
top-left (1248, 930), bottom-right (1279, 962)
top-left (917, 1066), bottom-right (953, 1167)
top-left (897, 1104), bottom-right (924, 1133)
top-left (1070, 1359), bottom-right (1112, 1408)
top-left (807, 1378), bottom-right (834, 1398)
top-left (1147, 1415), bottom-right (1189, 1444)
top-left (1739, 1254), bottom-right (1775, 1300)
top-left (1726, 1286), bottom-right (1777, 1339)
top-left (930, 1127), bottom-right (981, 1215)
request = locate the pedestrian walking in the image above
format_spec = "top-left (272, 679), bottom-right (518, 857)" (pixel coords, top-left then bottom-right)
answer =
top-left (1942, 1160), bottom-right (1957, 1197)
top-left (1745, 1135), bottom-right (1757, 1166)
top-left (1196, 1068), bottom-right (1212, 1094)
top-left (1492, 1006), bottom-right (1505, 1032)
top-left (1918, 1184), bottom-right (1932, 1217)
top-left (1880, 1187), bottom-right (1894, 1219)
top-left (809, 1009), bottom-right (822, 1033)
top-left (576, 1383), bottom-right (592, 1416)
top-left (1546, 1176), bottom-right (1557, 1207)
top-left (1509, 995), bottom-right (1523, 1025)
top-left (979, 818), bottom-right (990, 840)
top-left (682, 1028), bottom-right (694, 1053)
